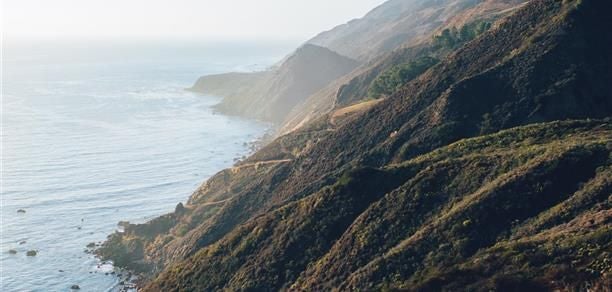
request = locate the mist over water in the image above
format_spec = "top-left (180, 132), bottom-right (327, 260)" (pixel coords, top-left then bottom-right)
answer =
top-left (1, 39), bottom-right (295, 291)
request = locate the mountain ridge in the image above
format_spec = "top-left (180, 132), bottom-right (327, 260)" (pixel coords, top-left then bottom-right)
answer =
top-left (190, 44), bottom-right (359, 123)
top-left (280, 0), bottom-right (527, 135)
top-left (192, 0), bottom-right (526, 132)
top-left (99, 0), bottom-right (612, 290)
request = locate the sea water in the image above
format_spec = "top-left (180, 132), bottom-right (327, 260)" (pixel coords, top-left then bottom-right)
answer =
top-left (1, 39), bottom-right (296, 291)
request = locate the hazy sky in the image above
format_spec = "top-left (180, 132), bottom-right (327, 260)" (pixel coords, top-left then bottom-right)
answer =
top-left (2, 0), bottom-right (388, 41)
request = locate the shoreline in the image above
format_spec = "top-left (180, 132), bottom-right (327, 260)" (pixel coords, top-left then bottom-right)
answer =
top-left (93, 93), bottom-right (275, 289)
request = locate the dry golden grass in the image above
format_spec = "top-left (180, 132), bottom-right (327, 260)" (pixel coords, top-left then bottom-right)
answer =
top-left (330, 99), bottom-right (383, 125)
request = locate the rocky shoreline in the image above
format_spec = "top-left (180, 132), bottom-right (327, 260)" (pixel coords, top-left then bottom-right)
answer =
top-left (90, 233), bottom-right (142, 291)
top-left (95, 0), bottom-right (612, 290)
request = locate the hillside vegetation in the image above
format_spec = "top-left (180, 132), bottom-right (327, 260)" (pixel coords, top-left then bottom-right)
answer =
top-left (193, 0), bottom-right (525, 132)
top-left (367, 19), bottom-right (495, 100)
top-left (368, 56), bottom-right (440, 99)
top-left (99, 0), bottom-right (612, 290)
top-left (307, 0), bottom-right (523, 61)
top-left (281, 0), bottom-right (526, 135)
top-left (146, 120), bottom-right (611, 291)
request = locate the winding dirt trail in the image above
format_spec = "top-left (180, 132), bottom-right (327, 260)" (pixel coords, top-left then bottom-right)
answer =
top-left (230, 159), bottom-right (293, 174)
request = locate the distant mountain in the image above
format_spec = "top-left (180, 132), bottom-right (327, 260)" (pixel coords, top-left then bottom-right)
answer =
top-left (100, 0), bottom-right (612, 290)
top-left (307, 0), bottom-right (525, 61)
top-left (192, 0), bottom-right (524, 129)
top-left (281, 0), bottom-right (526, 134)
top-left (188, 71), bottom-right (269, 104)
top-left (190, 44), bottom-right (359, 123)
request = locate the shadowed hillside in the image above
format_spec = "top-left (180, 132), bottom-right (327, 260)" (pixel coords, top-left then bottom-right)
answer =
top-left (280, 0), bottom-right (526, 135)
top-left (147, 120), bottom-right (611, 291)
top-left (193, 0), bottom-right (525, 130)
top-left (100, 0), bottom-right (612, 290)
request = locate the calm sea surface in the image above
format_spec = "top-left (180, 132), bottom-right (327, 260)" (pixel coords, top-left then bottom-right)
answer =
top-left (1, 39), bottom-right (296, 291)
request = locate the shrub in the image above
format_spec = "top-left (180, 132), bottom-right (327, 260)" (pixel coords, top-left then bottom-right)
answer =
top-left (433, 20), bottom-right (493, 50)
top-left (368, 56), bottom-right (439, 98)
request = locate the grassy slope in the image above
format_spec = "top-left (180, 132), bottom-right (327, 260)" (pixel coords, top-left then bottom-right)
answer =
top-left (147, 120), bottom-right (610, 291)
top-left (99, 0), bottom-right (612, 290)
top-left (280, 0), bottom-right (526, 135)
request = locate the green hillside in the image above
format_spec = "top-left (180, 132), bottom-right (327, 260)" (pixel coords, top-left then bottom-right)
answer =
top-left (99, 0), bottom-right (612, 290)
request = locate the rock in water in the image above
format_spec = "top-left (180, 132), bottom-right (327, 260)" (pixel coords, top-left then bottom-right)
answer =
top-left (175, 202), bottom-right (186, 215)
top-left (70, 284), bottom-right (80, 290)
top-left (26, 250), bottom-right (37, 256)
top-left (17, 209), bottom-right (26, 213)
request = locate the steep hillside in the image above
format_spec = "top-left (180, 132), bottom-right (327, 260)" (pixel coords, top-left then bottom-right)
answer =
top-left (190, 44), bottom-right (358, 123)
top-left (307, 0), bottom-right (525, 61)
top-left (281, 0), bottom-right (526, 134)
top-left (100, 0), bottom-right (612, 290)
top-left (147, 120), bottom-right (611, 291)
top-left (193, 0), bottom-right (524, 129)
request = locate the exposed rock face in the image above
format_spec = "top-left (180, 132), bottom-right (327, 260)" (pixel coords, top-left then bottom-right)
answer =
top-left (101, 0), bottom-right (612, 290)
top-left (190, 44), bottom-right (359, 124)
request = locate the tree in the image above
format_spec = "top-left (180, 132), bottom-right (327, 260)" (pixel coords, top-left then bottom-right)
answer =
top-left (368, 56), bottom-right (439, 98)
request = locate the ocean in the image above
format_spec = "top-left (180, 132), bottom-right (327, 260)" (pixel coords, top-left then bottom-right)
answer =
top-left (1, 39), bottom-right (296, 291)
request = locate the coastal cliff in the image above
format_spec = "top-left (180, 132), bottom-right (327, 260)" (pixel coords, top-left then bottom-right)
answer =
top-left (100, 0), bottom-right (612, 290)
top-left (192, 0), bottom-right (526, 131)
top-left (280, 0), bottom-right (527, 135)
top-left (190, 44), bottom-right (359, 124)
